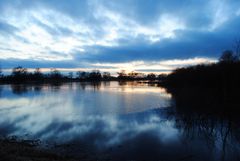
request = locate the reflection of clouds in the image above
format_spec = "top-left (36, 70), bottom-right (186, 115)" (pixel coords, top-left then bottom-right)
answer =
top-left (92, 114), bottom-right (180, 147)
top-left (0, 98), bottom-right (30, 110)
top-left (0, 94), bottom-right (78, 136)
top-left (2, 83), bottom-right (238, 160)
top-left (0, 82), bottom-right (177, 150)
top-left (0, 106), bottom-right (179, 147)
top-left (2, 99), bottom-right (179, 147)
top-left (0, 97), bottom-right (178, 149)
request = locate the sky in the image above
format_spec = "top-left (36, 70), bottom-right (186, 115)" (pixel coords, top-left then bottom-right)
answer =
top-left (0, 0), bottom-right (240, 74)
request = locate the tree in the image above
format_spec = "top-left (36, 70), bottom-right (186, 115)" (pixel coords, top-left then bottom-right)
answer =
top-left (68, 72), bottom-right (73, 79)
top-left (76, 71), bottom-right (88, 79)
top-left (89, 70), bottom-right (102, 80)
top-left (147, 73), bottom-right (156, 79)
top-left (117, 70), bottom-right (127, 78)
top-left (34, 68), bottom-right (41, 74)
top-left (158, 74), bottom-right (167, 80)
top-left (219, 50), bottom-right (238, 63)
top-left (128, 71), bottom-right (137, 78)
top-left (32, 68), bottom-right (44, 80)
top-left (34, 68), bottom-right (43, 76)
top-left (0, 65), bottom-right (2, 78)
top-left (12, 66), bottom-right (28, 77)
top-left (103, 72), bottom-right (111, 79)
top-left (234, 39), bottom-right (240, 59)
top-left (49, 68), bottom-right (62, 79)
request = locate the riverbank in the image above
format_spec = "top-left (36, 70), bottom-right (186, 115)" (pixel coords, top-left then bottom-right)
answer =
top-left (0, 137), bottom-right (78, 161)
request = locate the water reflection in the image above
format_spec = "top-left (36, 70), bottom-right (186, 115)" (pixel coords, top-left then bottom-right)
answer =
top-left (0, 82), bottom-right (240, 161)
top-left (167, 86), bottom-right (240, 161)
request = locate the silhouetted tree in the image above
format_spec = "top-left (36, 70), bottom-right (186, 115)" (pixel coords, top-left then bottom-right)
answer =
top-left (102, 72), bottom-right (111, 79)
top-left (76, 71), bottom-right (81, 79)
top-left (49, 68), bottom-right (62, 79)
top-left (11, 66), bottom-right (28, 81)
top-left (0, 65), bottom-right (2, 78)
top-left (33, 68), bottom-right (44, 80)
top-left (76, 71), bottom-right (89, 79)
top-left (234, 39), bottom-right (240, 59)
top-left (160, 51), bottom-right (240, 108)
top-left (158, 74), bottom-right (167, 80)
top-left (68, 72), bottom-right (73, 79)
top-left (12, 66), bottom-right (28, 77)
top-left (147, 73), bottom-right (156, 80)
top-left (89, 70), bottom-right (102, 80)
top-left (34, 68), bottom-right (42, 75)
top-left (117, 70), bottom-right (127, 79)
top-left (219, 50), bottom-right (238, 63)
top-left (128, 71), bottom-right (141, 78)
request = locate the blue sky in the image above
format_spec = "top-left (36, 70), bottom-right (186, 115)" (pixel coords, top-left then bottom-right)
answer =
top-left (0, 0), bottom-right (240, 73)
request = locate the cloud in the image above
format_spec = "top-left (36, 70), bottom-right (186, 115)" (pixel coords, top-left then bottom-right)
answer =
top-left (0, 20), bottom-right (18, 34)
top-left (0, 0), bottom-right (240, 72)
top-left (90, 57), bottom-right (216, 74)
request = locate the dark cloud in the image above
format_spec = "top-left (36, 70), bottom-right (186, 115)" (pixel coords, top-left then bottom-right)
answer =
top-left (0, 58), bottom-right (86, 69)
top-left (76, 26), bottom-right (239, 63)
top-left (0, 20), bottom-right (18, 34)
top-left (0, 0), bottom-right (240, 70)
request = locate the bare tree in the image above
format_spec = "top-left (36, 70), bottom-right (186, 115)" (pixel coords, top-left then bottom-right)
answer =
top-left (117, 70), bottom-right (127, 78)
top-left (68, 72), bottom-right (73, 79)
top-left (103, 72), bottom-right (111, 79)
top-left (49, 68), bottom-right (62, 78)
top-left (76, 71), bottom-right (89, 79)
top-left (0, 65), bottom-right (2, 78)
top-left (234, 39), bottom-right (240, 59)
top-left (219, 50), bottom-right (238, 63)
top-left (12, 66), bottom-right (28, 76)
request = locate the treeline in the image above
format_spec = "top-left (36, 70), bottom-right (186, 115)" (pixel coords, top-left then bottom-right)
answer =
top-left (0, 67), bottom-right (166, 83)
top-left (161, 50), bottom-right (240, 89)
top-left (0, 67), bottom-right (68, 83)
top-left (160, 50), bottom-right (240, 115)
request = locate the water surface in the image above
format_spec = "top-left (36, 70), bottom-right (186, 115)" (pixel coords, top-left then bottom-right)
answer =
top-left (0, 82), bottom-right (239, 161)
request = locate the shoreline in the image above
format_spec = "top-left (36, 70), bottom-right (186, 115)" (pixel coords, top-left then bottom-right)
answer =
top-left (0, 137), bottom-right (78, 161)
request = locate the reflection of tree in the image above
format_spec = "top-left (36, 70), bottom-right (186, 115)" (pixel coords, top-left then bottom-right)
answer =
top-left (11, 84), bottom-right (29, 95)
top-left (68, 83), bottom-right (73, 90)
top-left (49, 83), bottom-right (62, 92)
top-left (165, 86), bottom-right (240, 161)
top-left (78, 82), bottom-right (86, 90)
top-left (118, 81), bottom-right (127, 86)
top-left (76, 82), bottom-right (102, 91)
top-left (103, 81), bottom-right (110, 87)
top-left (33, 85), bottom-right (43, 92)
top-left (171, 111), bottom-right (240, 161)
top-left (49, 68), bottom-right (62, 79)
top-left (90, 82), bottom-right (101, 91)
top-left (10, 84), bottom-right (43, 95)
top-left (0, 85), bottom-right (2, 97)
top-left (102, 72), bottom-right (111, 80)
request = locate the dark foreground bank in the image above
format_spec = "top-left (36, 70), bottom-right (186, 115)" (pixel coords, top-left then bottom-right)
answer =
top-left (0, 137), bottom-right (79, 161)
